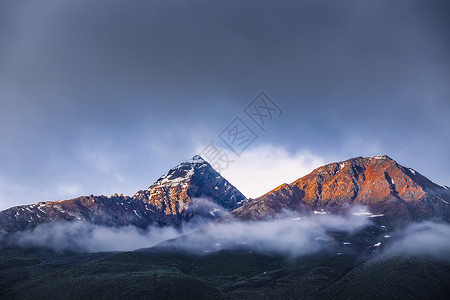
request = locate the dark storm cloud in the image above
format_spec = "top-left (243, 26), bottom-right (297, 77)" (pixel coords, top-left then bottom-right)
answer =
top-left (0, 0), bottom-right (449, 209)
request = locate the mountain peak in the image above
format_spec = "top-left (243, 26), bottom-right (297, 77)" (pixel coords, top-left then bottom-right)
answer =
top-left (340, 155), bottom-right (394, 165)
top-left (133, 156), bottom-right (246, 222)
top-left (188, 155), bottom-right (205, 163)
top-left (308, 155), bottom-right (397, 179)
top-left (364, 154), bottom-right (392, 160)
top-left (232, 155), bottom-right (450, 226)
top-left (151, 155), bottom-right (209, 188)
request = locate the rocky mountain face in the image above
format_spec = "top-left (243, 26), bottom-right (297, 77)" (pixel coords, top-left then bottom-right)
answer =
top-left (231, 155), bottom-right (450, 226)
top-left (133, 155), bottom-right (246, 223)
top-left (0, 156), bottom-right (247, 234)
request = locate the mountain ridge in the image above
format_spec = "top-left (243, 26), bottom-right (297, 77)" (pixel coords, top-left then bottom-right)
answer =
top-left (1, 154), bottom-right (449, 234)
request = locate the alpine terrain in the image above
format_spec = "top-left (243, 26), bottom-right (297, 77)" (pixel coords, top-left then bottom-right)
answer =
top-left (1, 154), bottom-right (450, 300)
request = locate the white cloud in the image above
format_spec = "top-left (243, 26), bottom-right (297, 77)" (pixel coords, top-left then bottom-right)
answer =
top-left (384, 221), bottom-right (450, 263)
top-left (6, 210), bottom-right (372, 256)
top-left (198, 144), bottom-right (325, 198)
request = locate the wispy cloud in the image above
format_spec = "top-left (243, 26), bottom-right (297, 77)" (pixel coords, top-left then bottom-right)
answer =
top-left (4, 208), bottom-right (371, 256)
top-left (384, 221), bottom-right (450, 263)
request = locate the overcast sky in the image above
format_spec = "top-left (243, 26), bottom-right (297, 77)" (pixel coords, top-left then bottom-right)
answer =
top-left (1, 0), bottom-right (449, 209)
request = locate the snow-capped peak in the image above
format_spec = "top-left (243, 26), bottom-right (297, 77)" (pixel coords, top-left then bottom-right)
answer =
top-left (149, 155), bottom-right (210, 189)
top-left (364, 155), bottom-right (391, 160)
top-left (185, 155), bottom-right (206, 164)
